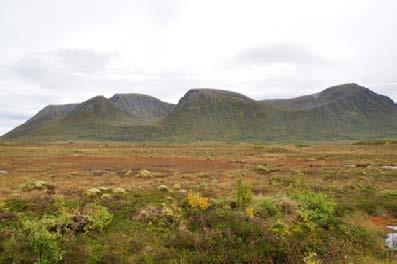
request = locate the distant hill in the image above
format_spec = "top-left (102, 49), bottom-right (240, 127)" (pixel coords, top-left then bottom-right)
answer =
top-left (2, 84), bottom-right (396, 142)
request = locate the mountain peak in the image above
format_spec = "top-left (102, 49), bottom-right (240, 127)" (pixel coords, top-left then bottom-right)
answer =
top-left (111, 93), bottom-right (155, 98)
top-left (319, 83), bottom-right (395, 106)
top-left (63, 95), bottom-right (133, 122)
top-left (85, 95), bottom-right (107, 103)
top-left (265, 83), bottom-right (395, 111)
top-left (25, 103), bottom-right (78, 126)
top-left (178, 88), bottom-right (254, 107)
top-left (319, 83), bottom-right (369, 97)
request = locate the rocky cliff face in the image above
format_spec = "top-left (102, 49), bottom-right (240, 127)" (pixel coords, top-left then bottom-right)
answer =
top-left (24, 104), bottom-right (77, 126)
top-left (110, 93), bottom-right (175, 123)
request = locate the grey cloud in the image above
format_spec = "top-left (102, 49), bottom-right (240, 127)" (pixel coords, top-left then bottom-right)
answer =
top-left (235, 43), bottom-right (326, 65)
top-left (12, 56), bottom-right (51, 82)
top-left (10, 49), bottom-right (118, 90)
top-left (0, 113), bottom-right (29, 121)
top-left (141, 0), bottom-right (185, 25)
top-left (0, 0), bottom-right (184, 57)
top-left (13, 49), bottom-right (116, 77)
top-left (8, 49), bottom-right (196, 99)
top-left (55, 49), bottom-right (117, 74)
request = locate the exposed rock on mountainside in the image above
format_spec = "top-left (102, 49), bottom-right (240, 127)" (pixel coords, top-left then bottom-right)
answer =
top-left (26, 104), bottom-right (78, 125)
top-left (110, 93), bottom-right (175, 123)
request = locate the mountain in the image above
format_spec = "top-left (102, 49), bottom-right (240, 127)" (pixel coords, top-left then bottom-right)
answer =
top-left (26, 104), bottom-right (78, 125)
top-left (2, 93), bottom-right (176, 141)
top-left (161, 89), bottom-right (285, 139)
top-left (262, 84), bottom-right (397, 139)
top-left (264, 83), bottom-right (395, 112)
top-left (62, 96), bottom-right (134, 123)
top-left (2, 103), bottom-right (77, 139)
top-left (2, 84), bottom-right (396, 142)
top-left (109, 93), bottom-right (175, 123)
top-left (162, 84), bottom-right (397, 140)
top-left (2, 96), bottom-right (137, 141)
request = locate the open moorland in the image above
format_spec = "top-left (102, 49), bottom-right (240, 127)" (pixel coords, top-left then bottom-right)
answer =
top-left (0, 141), bottom-right (396, 263)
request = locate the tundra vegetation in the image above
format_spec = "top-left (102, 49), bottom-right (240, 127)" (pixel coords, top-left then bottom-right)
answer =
top-left (0, 141), bottom-right (396, 263)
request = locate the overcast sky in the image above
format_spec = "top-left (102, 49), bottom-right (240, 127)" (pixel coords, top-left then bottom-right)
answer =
top-left (1, 0), bottom-right (397, 135)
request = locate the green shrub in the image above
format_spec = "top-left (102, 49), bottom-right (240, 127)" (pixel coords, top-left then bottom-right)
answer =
top-left (21, 217), bottom-right (64, 264)
top-left (387, 190), bottom-right (397, 197)
top-left (6, 199), bottom-right (27, 212)
top-left (252, 144), bottom-right (264, 150)
top-left (85, 204), bottom-right (113, 231)
top-left (254, 196), bottom-right (278, 218)
top-left (235, 176), bottom-right (253, 208)
top-left (292, 192), bottom-right (336, 228)
top-left (269, 220), bottom-right (288, 235)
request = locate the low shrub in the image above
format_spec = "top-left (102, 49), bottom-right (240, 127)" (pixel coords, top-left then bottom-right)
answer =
top-left (5, 199), bottom-right (27, 212)
top-left (21, 217), bottom-right (64, 264)
top-left (235, 176), bottom-right (253, 209)
top-left (187, 191), bottom-right (209, 210)
top-left (292, 192), bottom-right (336, 228)
top-left (253, 196), bottom-right (278, 218)
top-left (84, 204), bottom-right (113, 231)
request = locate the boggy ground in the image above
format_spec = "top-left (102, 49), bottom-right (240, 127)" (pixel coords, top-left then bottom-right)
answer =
top-left (0, 141), bottom-right (396, 263)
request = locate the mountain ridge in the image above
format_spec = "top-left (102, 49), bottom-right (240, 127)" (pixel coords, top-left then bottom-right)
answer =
top-left (263, 83), bottom-right (396, 111)
top-left (62, 96), bottom-right (135, 123)
top-left (2, 84), bottom-right (396, 141)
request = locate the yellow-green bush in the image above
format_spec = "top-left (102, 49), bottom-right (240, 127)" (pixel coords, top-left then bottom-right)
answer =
top-left (21, 217), bottom-right (64, 264)
top-left (84, 204), bottom-right (113, 231)
top-left (235, 176), bottom-right (253, 209)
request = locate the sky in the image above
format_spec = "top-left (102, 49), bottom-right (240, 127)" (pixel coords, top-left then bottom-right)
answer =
top-left (1, 0), bottom-right (397, 135)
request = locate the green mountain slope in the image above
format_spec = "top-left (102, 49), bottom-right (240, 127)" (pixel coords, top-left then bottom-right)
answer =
top-left (264, 84), bottom-right (395, 112)
top-left (2, 84), bottom-right (396, 142)
top-left (62, 96), bottom-right (134, 123)
top-left (2, 94), bottom-right (174, 141)
top-left (2, 103), bottom-right (77, 139)
top-left (262, 84), bottom-right (397, 140)
top-left (161, 89), bottom-right (286, 140)
top-left (3, 96), bottom-right (137, 141)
